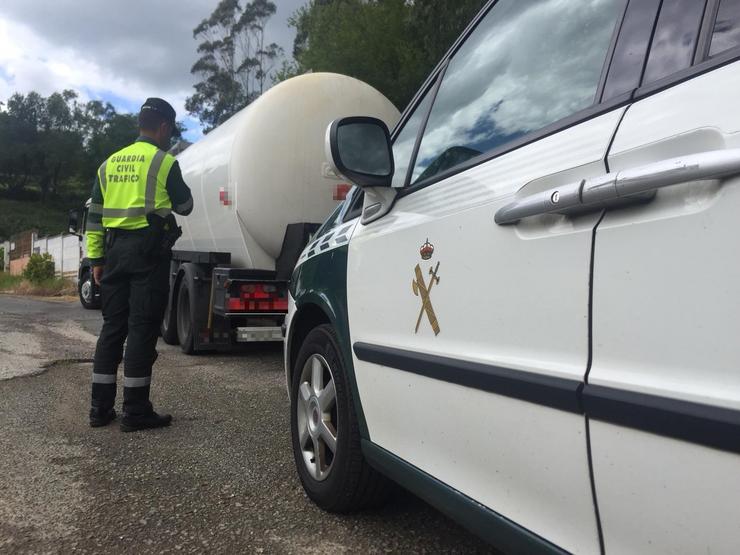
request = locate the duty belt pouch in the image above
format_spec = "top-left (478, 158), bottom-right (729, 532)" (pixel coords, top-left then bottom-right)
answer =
top-left (141, 213), bottom-right (182, 259)
top-left (141, 214), bottom-right (167, 259)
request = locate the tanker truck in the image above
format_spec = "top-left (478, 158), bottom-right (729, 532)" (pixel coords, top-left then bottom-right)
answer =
top-left (69, 73), bottom-right (400, 354)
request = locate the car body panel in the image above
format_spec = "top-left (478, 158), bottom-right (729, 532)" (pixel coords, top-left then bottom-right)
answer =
top-left (589, 59), bottom-right (740, 554)
top-left (345, 109), bottom-right (626, 553)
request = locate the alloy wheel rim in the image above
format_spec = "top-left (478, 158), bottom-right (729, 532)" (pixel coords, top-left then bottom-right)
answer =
top-left (81, 278), bottom-right (92, 303)
top-left (296, 353), bottom-right (337, 482)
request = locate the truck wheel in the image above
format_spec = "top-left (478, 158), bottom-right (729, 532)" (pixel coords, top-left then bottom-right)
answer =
top-left (176, 278), bottom-right (196, 355)
top-left (78, 269), bottom-right (100, 310)
top-left (290, 324), bottom-right (391, 512)
top-left (161, 282), bottom-right (179, 345)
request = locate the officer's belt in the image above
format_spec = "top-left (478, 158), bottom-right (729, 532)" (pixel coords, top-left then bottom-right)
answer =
top-left (105, 227), bottom-right (149, 239)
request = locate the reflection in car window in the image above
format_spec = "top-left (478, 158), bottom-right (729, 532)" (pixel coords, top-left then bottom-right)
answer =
top-left (410, 0), bottom-right (626, 185)
top-left (643, 0), bottom-right (706, 84)
top-left (710, 0), bottom-right (740, 57)
top-left (391, 84), bottom-right (434, 188)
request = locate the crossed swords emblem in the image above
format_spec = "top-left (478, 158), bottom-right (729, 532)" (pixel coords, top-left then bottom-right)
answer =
top-left (412, 261), bottom-right (441, 335)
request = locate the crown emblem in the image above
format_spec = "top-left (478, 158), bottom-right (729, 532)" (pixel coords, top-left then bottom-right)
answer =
top-left (419, 239), bottom-right (434, 260)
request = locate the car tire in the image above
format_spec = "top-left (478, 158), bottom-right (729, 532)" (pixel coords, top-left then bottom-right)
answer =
top-left (78, 269), bottom-right (100, 310)
top-left (290, 324), bottom-right (391, 512)
top-left (176, 277), bottom-right (195, 355)
top-left (161, 282), bottom-right (179, 345)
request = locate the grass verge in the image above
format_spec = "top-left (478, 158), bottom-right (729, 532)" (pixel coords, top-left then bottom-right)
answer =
top-left (0, 273), bottom-right (76, 297)
top-left (0, 273), bottom-right (23, 290)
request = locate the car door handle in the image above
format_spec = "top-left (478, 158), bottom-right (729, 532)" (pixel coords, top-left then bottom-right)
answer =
top-left (495, 148), bottom-right (740, 225)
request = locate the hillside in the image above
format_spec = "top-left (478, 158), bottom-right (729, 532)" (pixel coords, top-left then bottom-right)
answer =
top-left (0, 199), bottom-right (73, 240)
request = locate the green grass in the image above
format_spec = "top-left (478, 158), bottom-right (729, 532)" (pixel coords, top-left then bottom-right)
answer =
top-left (0, 198), bottom-right (73, 240)
top-left (0, 272), bottom-right (23, 291)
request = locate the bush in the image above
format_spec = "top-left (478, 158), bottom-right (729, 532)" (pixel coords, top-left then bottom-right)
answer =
top-left (23, 253), bottom-right (56, 283)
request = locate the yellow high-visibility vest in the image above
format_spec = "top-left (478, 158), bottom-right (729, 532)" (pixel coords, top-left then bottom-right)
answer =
top-left (92, 141), bottom-right (176, 230)
top-left (86, 141), bottom-right (176, 260)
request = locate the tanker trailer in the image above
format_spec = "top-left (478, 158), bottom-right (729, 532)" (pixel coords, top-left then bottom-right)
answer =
top-left (162, 73), bottom-right (400, 354)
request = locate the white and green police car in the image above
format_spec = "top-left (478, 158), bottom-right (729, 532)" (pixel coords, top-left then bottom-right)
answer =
top-left (285, 0), bottom-right (740, 552)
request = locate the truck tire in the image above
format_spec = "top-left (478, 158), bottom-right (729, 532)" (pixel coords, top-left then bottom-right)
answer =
top-left (290, 324), bottom-right (392, 512)
top-left (176, 276), bottom-right (196, 355)
top-left (78, 269), bottom-right (100, 310)
top-left (161, 281), bottom-right (179, 345)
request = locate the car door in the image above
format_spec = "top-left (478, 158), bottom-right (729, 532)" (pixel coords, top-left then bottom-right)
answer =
top-left (346, 0), bottom-right (629, 552)
top-left (586, 1), bottom-right (740, 553)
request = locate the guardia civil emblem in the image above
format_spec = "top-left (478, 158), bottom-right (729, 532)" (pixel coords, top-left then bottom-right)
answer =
top-left (412, 239), bottom-right (440, 336)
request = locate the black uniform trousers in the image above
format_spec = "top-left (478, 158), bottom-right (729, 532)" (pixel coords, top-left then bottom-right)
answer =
top-left (91, 228), bottom-right (170, 415)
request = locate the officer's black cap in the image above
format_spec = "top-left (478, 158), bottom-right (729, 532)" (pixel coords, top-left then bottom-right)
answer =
top-left (139, 97), bottom-right (176, 126)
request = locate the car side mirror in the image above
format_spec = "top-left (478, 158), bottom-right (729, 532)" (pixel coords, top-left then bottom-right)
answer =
top-left (325, 117), bottom-right (394, 188)
top-left (325, 117), bottom-right (396, 224)
top-left (68, 209), bottom-right (81, 236)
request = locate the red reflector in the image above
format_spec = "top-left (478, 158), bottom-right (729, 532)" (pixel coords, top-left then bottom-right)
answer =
top-left (333, 184), bottom-right (351, 201)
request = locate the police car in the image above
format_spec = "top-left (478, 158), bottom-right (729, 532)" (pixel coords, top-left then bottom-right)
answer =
top-left (284, 0), bottom-right (740, 552)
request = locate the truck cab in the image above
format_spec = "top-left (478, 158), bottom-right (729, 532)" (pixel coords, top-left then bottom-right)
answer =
top-left (68, 199), bottom-right (101, 309)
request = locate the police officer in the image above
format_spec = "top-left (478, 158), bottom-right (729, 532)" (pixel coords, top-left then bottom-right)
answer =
top-left (87, 98), bottom-right (193, 431)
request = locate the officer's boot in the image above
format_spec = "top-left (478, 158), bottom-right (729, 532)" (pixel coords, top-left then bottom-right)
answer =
top-left (120, 402), bottom-right (172, 432)
top-left (90, 371), bottom-right (118, 427)
top-left (90, 406), bottom-right (117, 427)
top-left (121, 380), bottom-right (172, 432)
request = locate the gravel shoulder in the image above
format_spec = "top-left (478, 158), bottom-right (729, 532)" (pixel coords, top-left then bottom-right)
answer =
top-left (0, 296), bottom-right (494, 553)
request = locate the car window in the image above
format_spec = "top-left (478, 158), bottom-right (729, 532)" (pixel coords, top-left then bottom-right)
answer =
top-left (342, 188), bottom-right (365, 222)
top-left (642, 0), bottom-right (706, 84)
top-left (710, 0), bottom-right (740, 56)
top-left (408, 0), bottom-right (627, 186)
top-left (602, 0), bottom-right (661, 100)
top-left (391, 85), bottom-right (434, 188)
top-left (314, 202), bottom-right (344, 239)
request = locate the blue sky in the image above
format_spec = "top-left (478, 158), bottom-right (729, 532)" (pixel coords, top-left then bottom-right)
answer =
top-left (0, 0), bottom-right (304, 143)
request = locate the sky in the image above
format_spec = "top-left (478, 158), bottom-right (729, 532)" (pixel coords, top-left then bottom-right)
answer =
top-left (0, 0), bottom-right (305, 142)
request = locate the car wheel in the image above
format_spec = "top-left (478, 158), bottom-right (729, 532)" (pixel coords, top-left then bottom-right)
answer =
top-left (78, 269), bottom-right (100, 310)
top-left (176, 278), bottom-right (195, 354)
top-left (161, 282), bottom-right (179, 345)
top-left (291, 324), bottom-right (391, 512)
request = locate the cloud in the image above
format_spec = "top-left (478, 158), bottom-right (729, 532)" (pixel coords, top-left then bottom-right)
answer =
top-left (0, 0), bottom-right (304, 138)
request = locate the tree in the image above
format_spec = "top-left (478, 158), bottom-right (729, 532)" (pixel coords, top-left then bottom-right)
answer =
top-left (287, 0), bottom-right (488, 110)
top-left (1, 94), bottom-right (43, 197)
top-left (187, 0), bottom-right (283, 131)
top-left (0, 90), bottom-right (138, 204)
top-left (288, 0), bottom-right (410, 107)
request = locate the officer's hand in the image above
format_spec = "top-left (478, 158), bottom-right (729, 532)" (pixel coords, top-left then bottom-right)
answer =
top-left (93, 265), bottom-right (104, 285)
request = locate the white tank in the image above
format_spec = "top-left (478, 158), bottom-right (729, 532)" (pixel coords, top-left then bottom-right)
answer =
top-left (175, 73), bottom-right (400, 269)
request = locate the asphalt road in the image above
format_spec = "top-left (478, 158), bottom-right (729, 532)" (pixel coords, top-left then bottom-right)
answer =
top-left (0, 294), bottom-right (493, 554)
